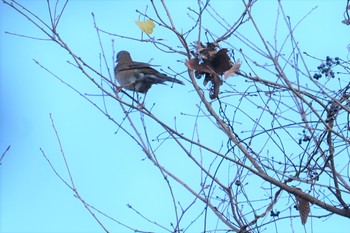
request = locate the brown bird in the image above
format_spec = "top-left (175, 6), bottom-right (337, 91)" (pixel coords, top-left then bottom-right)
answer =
top-left (114, 51), bottom-right (184, 93)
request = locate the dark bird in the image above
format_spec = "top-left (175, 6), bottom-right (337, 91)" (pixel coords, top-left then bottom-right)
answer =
top-left (114, 50), bottom-right (184, 93)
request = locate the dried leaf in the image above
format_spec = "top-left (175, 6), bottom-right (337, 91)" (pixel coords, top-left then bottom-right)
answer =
top-left (209, 74), bottom-right (222, 99)
top-left (295, 195), bottom-right (310, 225)
top-left (194, 41), bottom-right (217, 60)
top-left (224, 59), bottom-right (241, 80)
top-left (135, 19), bottom-right (155, 34)
top-left (187, 45), bottom-right (233, 100)
top-left (185, 58), bottom-right (201, 71)
top-left (211, 48), bottom-right (232, 74)
top-left (186, 59), bottom-right (215, 75)
top-left (203, 73), bottom-right (211, 86)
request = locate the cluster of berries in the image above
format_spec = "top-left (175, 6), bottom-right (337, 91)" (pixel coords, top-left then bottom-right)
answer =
top-left (313, 56), bottom-right (340, 80)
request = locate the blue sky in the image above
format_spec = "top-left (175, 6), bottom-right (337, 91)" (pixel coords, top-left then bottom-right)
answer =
top-left (1, 0), bottom-right (350, 232)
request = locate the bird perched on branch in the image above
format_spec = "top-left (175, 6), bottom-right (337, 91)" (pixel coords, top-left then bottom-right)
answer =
top-left (114, 50), bottom-right (184, 93)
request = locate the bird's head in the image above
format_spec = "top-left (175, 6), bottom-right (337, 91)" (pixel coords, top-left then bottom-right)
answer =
top-left (116, 50), bottom-right (132, 64)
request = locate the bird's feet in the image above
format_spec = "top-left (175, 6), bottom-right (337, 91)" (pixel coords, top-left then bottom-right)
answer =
top-left (115, 86), bottom-right (123, 93)
top-left (136, 101), bottom-right (145, 110)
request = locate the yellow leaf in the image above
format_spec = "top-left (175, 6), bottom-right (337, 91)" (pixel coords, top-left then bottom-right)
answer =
top-left (135, 19), bottom-right (155, 34)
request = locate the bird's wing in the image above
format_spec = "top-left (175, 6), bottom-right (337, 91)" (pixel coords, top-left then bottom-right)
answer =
top-left (117, 61), bottom-right (161, 71)
top-left (136, 67), bottom-right (184, 85)
top-left (116, 61), bottom-right (184, 85)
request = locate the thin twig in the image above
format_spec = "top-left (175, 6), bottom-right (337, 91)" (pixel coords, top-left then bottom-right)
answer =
top-left (0, 145), bottom-right (11, 165)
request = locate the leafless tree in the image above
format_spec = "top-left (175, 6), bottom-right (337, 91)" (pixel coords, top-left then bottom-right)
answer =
top-left (3, 0), bottom-right (350, 232)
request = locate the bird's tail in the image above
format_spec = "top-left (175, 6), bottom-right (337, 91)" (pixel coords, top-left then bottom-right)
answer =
top-left (165, 76), bottom-right (184, 85)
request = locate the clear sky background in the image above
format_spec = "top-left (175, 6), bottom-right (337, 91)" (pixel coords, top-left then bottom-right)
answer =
top-left (1, 0), bottom-right (349, 233)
